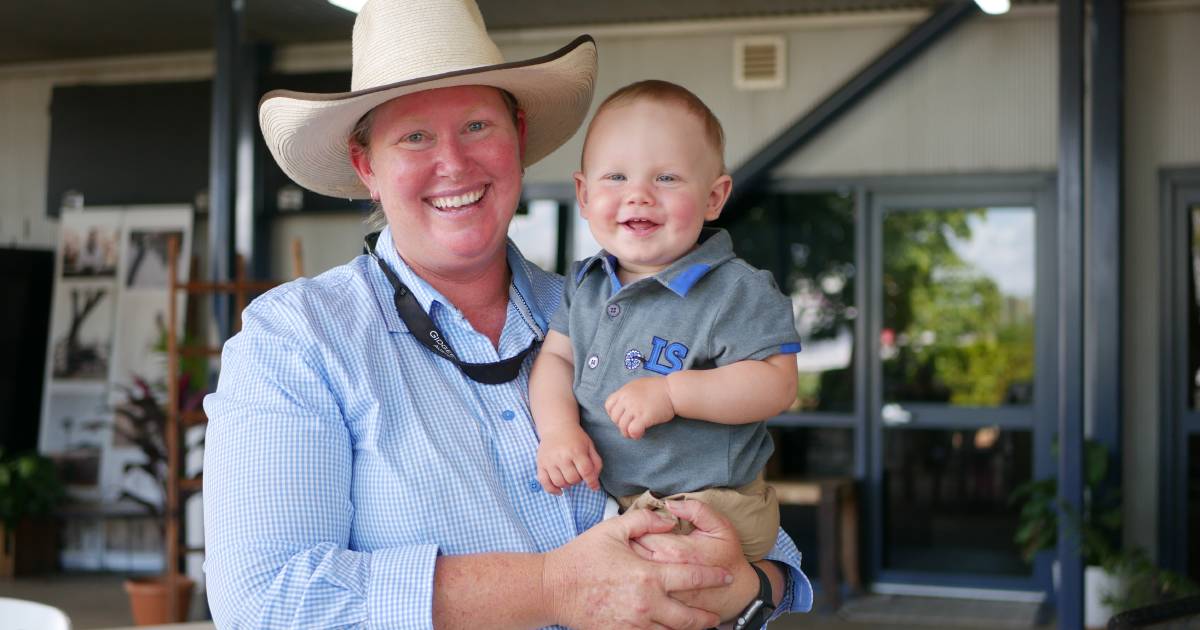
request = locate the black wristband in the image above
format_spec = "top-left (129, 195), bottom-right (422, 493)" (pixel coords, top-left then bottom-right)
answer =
top-left (732, 564), bottom-right (776, 630)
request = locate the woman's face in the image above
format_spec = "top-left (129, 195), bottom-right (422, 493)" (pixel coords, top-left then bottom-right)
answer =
top-left (351, 85), bottom-right (526, 280)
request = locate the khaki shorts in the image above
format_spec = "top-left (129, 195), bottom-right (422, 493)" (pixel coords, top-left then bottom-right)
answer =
top-left (616, 474), bottom-right (780, 562)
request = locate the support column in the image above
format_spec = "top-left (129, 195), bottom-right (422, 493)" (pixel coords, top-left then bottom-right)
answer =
top-left (208, 0), bottom-right (242, 338)
top-left (1057, 0), bottom-right (1086, 626)
top-left (1088, 0), bottom-right (1124, 527)
top-left (242, 44), bottom-right (273, 281)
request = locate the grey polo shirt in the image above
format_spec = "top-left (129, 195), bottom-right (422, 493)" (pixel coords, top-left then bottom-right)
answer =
top-left (549, 228), bottom-right (802, 497)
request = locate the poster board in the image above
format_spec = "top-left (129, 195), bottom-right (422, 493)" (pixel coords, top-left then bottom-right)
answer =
top-left (40, 206), bottom-right (192, 569)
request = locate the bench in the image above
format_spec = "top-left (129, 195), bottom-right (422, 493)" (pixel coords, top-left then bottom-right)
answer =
top-left (768, 477), bottom-right (862, 612)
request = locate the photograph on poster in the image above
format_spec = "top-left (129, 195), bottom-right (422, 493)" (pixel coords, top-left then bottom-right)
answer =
top-left (40, 391), bottom-right (110, 487)
top-left (61, 222), bottom-right (120, 278)
top-left (109, 296), bottom-right (168, 393)
top-left (124, 229), bottom-right (184, 289)
top-left (50, 281), bottom-right (116, 381)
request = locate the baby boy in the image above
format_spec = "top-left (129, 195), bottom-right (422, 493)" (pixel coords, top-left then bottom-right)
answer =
top-left (529, 79), bottom-right (802, 561)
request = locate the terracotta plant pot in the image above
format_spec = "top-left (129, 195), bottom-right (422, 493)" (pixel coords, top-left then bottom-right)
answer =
top-left (123, 576), bottom-right (195, 625)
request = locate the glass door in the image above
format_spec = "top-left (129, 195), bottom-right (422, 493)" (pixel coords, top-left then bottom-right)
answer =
top-left (1174, 185), bottom-right (1200, 581)
top-left (869, 191), bottom-right (1055, 590)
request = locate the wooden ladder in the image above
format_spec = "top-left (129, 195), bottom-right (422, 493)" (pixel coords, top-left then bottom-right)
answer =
top-left (162, 236), bottom-right (303, 621)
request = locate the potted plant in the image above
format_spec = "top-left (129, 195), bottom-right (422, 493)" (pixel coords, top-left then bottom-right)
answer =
top-left (112, 376), bottom-right (195, 625)
top-left (1009, 438), bottom-right (1122, 627)
top-left (0, 450), bottom-right (65, 577)
top-left (1102, 547), bottom-right (1199, 616)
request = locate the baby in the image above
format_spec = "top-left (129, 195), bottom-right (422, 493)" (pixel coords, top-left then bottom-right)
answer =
top-left (529, 80), bottom-right (801, 561)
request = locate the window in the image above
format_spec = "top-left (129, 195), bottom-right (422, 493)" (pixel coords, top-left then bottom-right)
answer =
top-left (718, 191), bottom-right (857, 414)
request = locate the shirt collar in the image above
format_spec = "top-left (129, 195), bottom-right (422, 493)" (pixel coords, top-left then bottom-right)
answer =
top-left (368, 230), bottom-right (549, 335)
top-left (574, 227), bottom-right (735, 297)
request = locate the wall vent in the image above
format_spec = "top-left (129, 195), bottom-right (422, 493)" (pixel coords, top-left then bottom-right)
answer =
top-left (734, 35), bottom-right (786, 90)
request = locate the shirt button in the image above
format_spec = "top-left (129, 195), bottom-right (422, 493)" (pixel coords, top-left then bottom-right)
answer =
top-left (587, 355), bottom-right (599, 369)
top-left (607, 303), bottom-right (621, 317)
top-left (501, 410), bottom-right (516, 421)
top-left (528, 478), bottom-right (541, 492)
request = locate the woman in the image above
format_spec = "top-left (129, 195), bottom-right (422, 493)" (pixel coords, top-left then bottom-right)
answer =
top-left (203, 1), bottom-right (812, 627)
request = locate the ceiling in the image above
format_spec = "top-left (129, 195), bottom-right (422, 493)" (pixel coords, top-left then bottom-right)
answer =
top-left (0, 0), bottom-right (964, 66)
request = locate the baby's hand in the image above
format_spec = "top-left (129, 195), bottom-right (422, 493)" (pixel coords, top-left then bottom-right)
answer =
top-left (536, 427), bottom-right (603, 495)
top-left (605, 376), bottom-right (676, 440)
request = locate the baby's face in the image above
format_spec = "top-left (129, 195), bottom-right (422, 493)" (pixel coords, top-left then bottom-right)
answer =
top-left (575, 99), bottom-right (729, 279)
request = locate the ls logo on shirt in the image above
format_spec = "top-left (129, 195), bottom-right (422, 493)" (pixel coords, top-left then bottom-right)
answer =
top-left (643, 336), bottom-right (690, 375)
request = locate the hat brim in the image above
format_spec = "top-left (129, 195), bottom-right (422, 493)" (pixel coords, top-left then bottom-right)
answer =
top-left (259, 35), bottom-right (597, 200)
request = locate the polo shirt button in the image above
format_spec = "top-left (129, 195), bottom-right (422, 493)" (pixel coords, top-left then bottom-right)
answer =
top-left (607, 303), bottom-right (621, 317)
top-left (587, 355), bottom-right (599, 369)
top-left (501, 410), bottom-right (516, 421)
top-left (528, 478), bottom-right (541, 492)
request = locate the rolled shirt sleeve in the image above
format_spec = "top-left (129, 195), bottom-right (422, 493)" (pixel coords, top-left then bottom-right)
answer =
top-left (764, 528), bottom-right (815, 617)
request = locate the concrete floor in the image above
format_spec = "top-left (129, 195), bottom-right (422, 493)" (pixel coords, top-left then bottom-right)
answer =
top-left (0, 573), bottom-right (1055, 629)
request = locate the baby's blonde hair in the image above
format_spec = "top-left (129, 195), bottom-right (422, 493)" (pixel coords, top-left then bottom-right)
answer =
top-left (581, 79), bottom-right (727, 175)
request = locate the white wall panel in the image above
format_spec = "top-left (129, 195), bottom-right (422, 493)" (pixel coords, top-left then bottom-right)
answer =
top-left (518, 20), bottom-right (912, 184)
top-left (0, 77), bottom-right (56, 248)
top-left (780, 14), bottom-right (1057, 176)
top-left (270, 212), bottom-right (371, 279)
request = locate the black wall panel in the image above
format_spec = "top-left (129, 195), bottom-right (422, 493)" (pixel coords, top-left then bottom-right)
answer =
top-left (46, 81), bottom-right (212, 215)
top-left (45, 72), bottom-right (370, 218)
top-left (0, 248), bottom-right (53, 453)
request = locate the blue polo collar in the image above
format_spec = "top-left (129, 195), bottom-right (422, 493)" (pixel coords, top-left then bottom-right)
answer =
top-left (573, 228), bottom-right (736, 297)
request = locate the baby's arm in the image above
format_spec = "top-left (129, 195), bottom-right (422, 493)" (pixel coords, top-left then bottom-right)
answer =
top-left (605, 354), bottom-right (797, 439)
top-left (666, 353), bottom-right (797, 422)
top-left (530, 330), bottom-right (603, 494)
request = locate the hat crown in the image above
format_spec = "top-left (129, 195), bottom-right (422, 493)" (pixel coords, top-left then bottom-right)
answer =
top-left (352, 0), bottom-right (505, 91)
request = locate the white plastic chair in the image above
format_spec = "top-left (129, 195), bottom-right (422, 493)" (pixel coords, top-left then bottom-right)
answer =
top-left (0, 596), bottom-right (71, 630)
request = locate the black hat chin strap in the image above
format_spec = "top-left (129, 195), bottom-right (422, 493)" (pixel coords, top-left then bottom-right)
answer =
top-left (365, 232), bottom-right (535, 385)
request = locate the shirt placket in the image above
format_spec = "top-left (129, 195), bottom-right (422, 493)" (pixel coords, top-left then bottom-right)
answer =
top-left (473, 303), bottom-right (575, 551)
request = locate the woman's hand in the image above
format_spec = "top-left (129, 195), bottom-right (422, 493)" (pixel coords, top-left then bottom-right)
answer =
top-left (632, 500), bottom-right (760, 622)
top-left (543, 507), bottom-right (731, 629)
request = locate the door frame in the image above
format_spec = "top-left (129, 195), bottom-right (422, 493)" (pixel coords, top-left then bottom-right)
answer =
top-left (1159, 167), bottom-right (1200, 576)
top-left (864, 179), bottom-right (1057, 593)
top-left (769, 173), bottom-right (1055, 596)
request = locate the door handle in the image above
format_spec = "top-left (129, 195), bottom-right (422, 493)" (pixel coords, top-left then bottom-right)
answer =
top-left (881, 403), bottom-right (913, 426)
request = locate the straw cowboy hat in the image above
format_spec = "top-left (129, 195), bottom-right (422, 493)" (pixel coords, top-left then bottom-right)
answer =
top-left (259, 0), bottom-right (597, 200)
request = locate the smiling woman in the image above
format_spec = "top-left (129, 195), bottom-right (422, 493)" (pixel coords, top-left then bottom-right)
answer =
top-left (202, 0), bottom-right (812, 628)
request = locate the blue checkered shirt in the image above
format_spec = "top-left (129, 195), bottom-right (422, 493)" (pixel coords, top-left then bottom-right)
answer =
top-left (203, 232), bottom-right (813, 628)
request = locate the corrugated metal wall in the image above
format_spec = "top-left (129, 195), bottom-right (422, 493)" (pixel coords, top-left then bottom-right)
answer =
top-left (1123, 4), bottom-right (1200, 552)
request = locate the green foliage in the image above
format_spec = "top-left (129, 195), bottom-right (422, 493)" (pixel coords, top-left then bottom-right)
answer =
top-left (1008, 439), bottom-right (1121, 566)
top-left (152, 328), bottom-right (208, 397)
top-left (881, 209), bottom-right (1035, 405)
top-left (0, 450), bottom-right (65, 529)
top-left (1102, 548), bottom-right (1200, 614)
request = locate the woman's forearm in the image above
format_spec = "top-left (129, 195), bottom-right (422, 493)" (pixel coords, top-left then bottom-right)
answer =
top-left (433, 553), bottom-right (551, 629)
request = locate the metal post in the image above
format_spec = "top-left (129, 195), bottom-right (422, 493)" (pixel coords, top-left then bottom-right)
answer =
top-left (209, 0), bottom-right (242, 338)
top-left (1057, 0), bottom-right (1086, 626)
top-left (1088, 0), bottom-right (1123, 520)
top-left (241, 44), bottom-right (273, 281)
